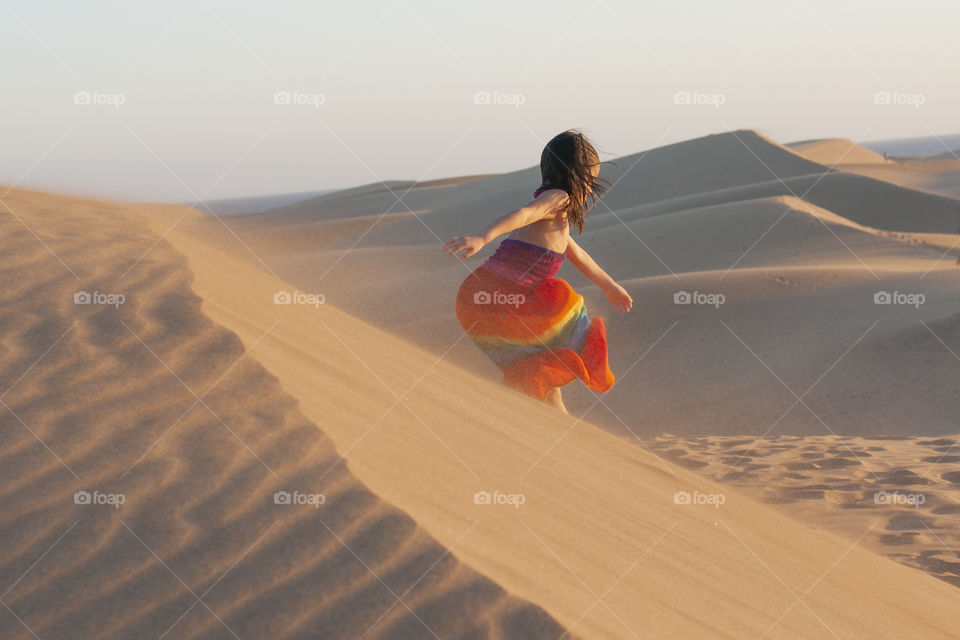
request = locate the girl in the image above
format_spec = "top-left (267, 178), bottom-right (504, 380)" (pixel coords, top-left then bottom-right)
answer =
top-left (443, 130), bottom-right (632, 414)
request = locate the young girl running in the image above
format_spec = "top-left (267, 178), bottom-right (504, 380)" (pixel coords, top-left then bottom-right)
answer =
top-left (443, 130), bottom-right (632, 414)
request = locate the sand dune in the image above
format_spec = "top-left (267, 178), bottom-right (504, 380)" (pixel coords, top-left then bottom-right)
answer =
top-left (824, 158), bottom-right (960, 200)
top-left (0, 188), bottom-right (568, 639)
top-left (5, 126), bottom-right (960, 639)
top-left (785, 138), bottom-right (887, 165)
top-left (132, 203), bottom-right (960, 639)
top-left (787, 136), bottom-right (960, 200)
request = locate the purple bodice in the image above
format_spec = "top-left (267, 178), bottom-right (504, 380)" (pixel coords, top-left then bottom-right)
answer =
top-left (479, 239), bottom-right (565, 288)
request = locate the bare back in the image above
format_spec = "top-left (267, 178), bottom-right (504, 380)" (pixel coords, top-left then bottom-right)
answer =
top-left (507, 188), bottom-right (571, 254)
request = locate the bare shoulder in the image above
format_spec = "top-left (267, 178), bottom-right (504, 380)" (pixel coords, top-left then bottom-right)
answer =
top-left (535, 188), bottom-right (569, 203)
top-left (532, 188), bottom-right (570, 217)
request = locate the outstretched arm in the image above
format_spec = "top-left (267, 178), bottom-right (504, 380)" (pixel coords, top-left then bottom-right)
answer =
top-left (442, 190), bottom-right (568, 258)
top-left (566, 237), bottom-right (633, 312)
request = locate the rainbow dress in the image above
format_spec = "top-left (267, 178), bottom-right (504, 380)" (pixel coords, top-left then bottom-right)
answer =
top-left (455, 187), bottom-right (615, 400)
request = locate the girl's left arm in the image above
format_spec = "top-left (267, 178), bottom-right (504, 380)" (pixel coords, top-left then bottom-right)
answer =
top-left (566, 237), bottom-right (633, 312)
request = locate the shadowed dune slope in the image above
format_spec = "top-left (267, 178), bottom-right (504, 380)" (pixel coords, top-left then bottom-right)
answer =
top-left (0, 187), bottom-right (570, 640)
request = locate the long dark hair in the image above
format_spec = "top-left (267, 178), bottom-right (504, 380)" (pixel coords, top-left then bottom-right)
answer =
top-left (539, 130), bottom-right (613, 234)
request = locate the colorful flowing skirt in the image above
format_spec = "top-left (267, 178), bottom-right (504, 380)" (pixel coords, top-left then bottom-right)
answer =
top-left (455, 253), bottom-right (615, 400)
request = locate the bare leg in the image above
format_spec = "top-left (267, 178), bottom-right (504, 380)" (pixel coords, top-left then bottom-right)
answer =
top-left (544, 387), bottom-right (568, 415)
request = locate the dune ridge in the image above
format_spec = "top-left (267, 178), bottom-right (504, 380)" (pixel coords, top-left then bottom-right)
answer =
top-left (785, 138), bottom-right (887, 165)
top-left (0, 187), bottom-right (570, 639)
top-left (129, 195), bottom-right (960, 638)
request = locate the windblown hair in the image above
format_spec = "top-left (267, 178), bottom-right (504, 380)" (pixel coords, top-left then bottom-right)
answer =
top-left (539, 130), bottom-right (613, 234)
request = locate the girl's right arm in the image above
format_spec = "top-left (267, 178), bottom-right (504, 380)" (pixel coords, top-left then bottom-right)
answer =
top-left (442, 190), bottom-right (568, 258)
top-left (566, 237), bottom-right (633, 312)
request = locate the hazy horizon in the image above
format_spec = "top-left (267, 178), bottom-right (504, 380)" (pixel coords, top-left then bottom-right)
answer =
top-left (3, 0), bottom-right (959, 203)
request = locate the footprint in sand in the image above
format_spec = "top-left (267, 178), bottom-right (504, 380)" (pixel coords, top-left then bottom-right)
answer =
top-left (919, 439), bottom-right (958, 447)
top-left (827, 449), bottom-right (871, 458)
top-left (672, 457), bottom-right (710, 469)
top-left (922, 455), bottom-right (960, 463)
top-left (942, 471), bottom-right (960, 484)
top-left (812, 457), bottom-right (861, 469)
top-left (886, 513), bottom-right (935, 530)
top-left (872, 468), bottom-right (930, 485)
top-left (879, 532), bottom-right (919, 545)
top-left (720, 439), bottom-right (754, 448)
top-left (932, 504), bottom-right (960, 515)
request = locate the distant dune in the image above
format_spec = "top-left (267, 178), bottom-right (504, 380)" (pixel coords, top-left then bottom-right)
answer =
top-left (194, 190), bottom-right (338, 215)
top-left (863, 133), bottom-right (960, 158)
top-left (788, 138), bottom-right (960, 200)
top-left (786, 138), bottom-right (887, 164)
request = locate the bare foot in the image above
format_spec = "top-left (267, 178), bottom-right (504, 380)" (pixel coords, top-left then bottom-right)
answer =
top-left (544, 387), bottom-right (569, 415)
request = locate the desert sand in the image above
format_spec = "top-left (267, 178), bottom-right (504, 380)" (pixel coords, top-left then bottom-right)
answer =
top-left (3, 129), bottom-right (960, 638)
top-left (648, 433), bottom-right (960, 588)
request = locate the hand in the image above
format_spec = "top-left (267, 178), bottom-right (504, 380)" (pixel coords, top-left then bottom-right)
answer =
top-left (442, 235), bottom-right (486, 259)
top-left (603, 282), bottom-right (633, 313)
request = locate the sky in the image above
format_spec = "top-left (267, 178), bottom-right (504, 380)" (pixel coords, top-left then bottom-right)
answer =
top-left (2, 0), bottom-right (958, 202)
